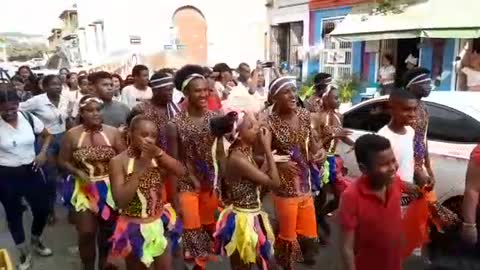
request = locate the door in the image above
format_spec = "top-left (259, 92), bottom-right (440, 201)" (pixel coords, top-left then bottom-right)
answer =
top-left (172, 6), bottom-right (208, 65)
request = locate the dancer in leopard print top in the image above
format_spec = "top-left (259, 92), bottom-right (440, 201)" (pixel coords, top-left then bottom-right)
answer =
top-left (109, 116), bottom-right (185, 269)
top-left (59, 95), bottom-right (125, 270)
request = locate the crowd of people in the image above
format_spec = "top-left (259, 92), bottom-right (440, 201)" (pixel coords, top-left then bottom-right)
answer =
top-left (0, 61), bottom-right (474, 270)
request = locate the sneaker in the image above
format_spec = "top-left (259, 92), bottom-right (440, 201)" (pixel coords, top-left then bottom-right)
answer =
top-left (18, 253), bottom-right (32, 270)
top-left (31, 239), bottom-right (53, 257)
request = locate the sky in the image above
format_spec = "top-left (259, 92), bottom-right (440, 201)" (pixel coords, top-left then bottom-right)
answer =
top-left (0, 0), bottom-right (73, 36)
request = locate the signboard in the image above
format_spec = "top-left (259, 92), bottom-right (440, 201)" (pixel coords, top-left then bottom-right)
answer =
top-left (176, 44), bottom-right (187, 50)
top-left (129, 36), bottom-right (141, 45)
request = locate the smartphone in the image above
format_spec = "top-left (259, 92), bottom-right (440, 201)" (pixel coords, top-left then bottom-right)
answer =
top-left (262, 61), bottom-right (274, 68)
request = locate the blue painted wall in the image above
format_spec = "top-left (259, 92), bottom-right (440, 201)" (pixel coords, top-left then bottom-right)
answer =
top-left (420, 38), bottom-right (455, 91)
top-left (308, 6), bottom-right (362, 78)
top-left (438, 39), bottom-right (455, 91)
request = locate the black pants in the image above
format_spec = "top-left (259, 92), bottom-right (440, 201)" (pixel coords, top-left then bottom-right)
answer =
top-left (0, 164), bottom-right (49, 245)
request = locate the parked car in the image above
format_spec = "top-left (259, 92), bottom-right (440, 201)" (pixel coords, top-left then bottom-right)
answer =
top-left (337, 91), bottom-right (480, 215)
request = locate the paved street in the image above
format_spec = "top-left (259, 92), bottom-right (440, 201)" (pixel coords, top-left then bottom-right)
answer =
top-left (0, 195), bottom-right (431, 270)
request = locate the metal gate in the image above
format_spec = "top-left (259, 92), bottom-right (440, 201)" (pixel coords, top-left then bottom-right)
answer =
top-left (320, 17), bottom-right (352, 80)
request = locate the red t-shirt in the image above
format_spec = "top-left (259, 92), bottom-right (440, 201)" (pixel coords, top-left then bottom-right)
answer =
top-left (338, 175), bottom-right (404, 270)
top-left (470, 145), bottom-right (480, 166)
top-left (179, 94), bottom-right (222, 111)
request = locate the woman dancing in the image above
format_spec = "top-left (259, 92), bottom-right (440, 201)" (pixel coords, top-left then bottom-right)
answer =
top-left (213, 111), bottom-right (279, 270)
top-left (166, 65), bottom-right (221, 269)
top-left (266, 76), bottom-right (320, 269)
top-left (109, 116), bottom-right (185, 270)
top-left (133, 71), bottom-right (180, 203)
top-left (59, 95), bottom-right (125, 270)
top-left (311, 85), bottom-right (353, 244)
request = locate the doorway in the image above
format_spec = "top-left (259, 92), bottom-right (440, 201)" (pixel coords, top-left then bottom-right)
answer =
top-left (396, 38), bottom-right (420, 85)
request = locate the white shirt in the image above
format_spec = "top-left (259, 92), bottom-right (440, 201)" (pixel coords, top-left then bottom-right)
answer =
top-left (20, 93), bottom-right (68, 134)
top-left (379, 65), bottom-right (396, 85)
top-left (462, 67), bottom-right (480, 87)
top-left (173, 89), bottom-right (184, 104)
top-left (71, 92), bottom-right (87, 118)
top-left (222, 84), bottom-right (264, 113)
top-left (378, 125), bottom-right (415, 183)
top-left (62, 88), bottom-right (82, 117)
top-left (0, 112), bottom-right (44, 167)
top-left (121, 85), bottom-right (153, 109)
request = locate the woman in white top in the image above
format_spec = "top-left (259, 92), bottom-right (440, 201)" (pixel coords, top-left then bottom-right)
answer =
top-left (0, 84), bottom-right (53, 270)
top-left (20, 74), bottom-right (69, 224)
top-left (459, 42), bottom-right (480, 91)
top-left (378, 54), bottom-right (396, 95)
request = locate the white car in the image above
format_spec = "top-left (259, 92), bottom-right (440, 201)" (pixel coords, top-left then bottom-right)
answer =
top-left (337, 92), bottom-right (480, 214)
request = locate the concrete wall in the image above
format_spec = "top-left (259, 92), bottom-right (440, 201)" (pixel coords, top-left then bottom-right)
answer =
top-left (76, 0), bottom-right (267, 68)
top-left (268, 0), bottom-right (310, 79)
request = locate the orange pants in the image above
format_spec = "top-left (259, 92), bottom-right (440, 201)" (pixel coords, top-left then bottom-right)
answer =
top-left (161, 177), bottom-right (174, 204)
top-left (179, 191), bottom-right (218, 230)
top-left (273, 195), bottom-right (318, 241)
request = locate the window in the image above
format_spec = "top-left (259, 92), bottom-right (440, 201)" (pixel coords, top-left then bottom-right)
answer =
top-left (343, 100), bottom-right (391, 132)
top-left (320, 17), bottom-right (352, 80)
top-left (426, 103), bottom-right (480, 143)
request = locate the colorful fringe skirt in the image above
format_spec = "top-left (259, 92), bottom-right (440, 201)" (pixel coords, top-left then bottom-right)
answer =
top-left (63, 175), bottom-right (115, 220)
top-left (311, 154), bottom-right (350, 195)
top-left (214, 206), bottom-right (275, 269)
top-left (110, 216), bottom-right (167, 267)
top-left (110, 204), bottom-right (182, 267)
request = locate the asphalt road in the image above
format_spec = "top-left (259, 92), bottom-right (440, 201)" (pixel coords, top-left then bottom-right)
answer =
top-left (0, 196), bottom-right (429, 270)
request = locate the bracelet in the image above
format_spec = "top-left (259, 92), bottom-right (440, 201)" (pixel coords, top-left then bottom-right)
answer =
top-left (463, 222), bottom-right (477, 228)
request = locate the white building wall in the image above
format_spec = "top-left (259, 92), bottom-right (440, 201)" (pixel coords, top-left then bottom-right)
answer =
top-left (267, 0), bottom-right (310, 79)
top-left (76, 0), bottom-right (268, 68)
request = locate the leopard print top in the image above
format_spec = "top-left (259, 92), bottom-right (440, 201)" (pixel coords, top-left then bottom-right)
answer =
top-left (173, 111), bottom-right (218, 192)
top-left (223, 144), bottom-right (261, 210)
top-left (134, 101), bottom-right (170, 149)
top-left (412, 101), bottom-right (429, 171)
top-left (305, 95), bottom-right (323, 113)
top-left (269, 108), bottom-right (311, 197)
top-left (72, 130), bottom-right (116, 178)
top-left (120, 148), bottom-right (164, 218)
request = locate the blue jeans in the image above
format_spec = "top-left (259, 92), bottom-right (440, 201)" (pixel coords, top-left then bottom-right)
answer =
top-left (0, 164), bottom-right (49, 244)
top-left (36, 132), bottom-right (65, 212)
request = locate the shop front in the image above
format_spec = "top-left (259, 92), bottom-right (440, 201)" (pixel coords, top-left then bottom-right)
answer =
top-left (329, 0), bottom-right (480, 91)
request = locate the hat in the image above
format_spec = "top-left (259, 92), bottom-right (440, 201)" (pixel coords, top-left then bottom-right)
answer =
top-left (405, 54), bottom-right (418, 66)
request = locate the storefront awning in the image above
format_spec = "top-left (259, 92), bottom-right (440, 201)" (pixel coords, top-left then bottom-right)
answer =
top-left (330, 0), bottom-right (480, 41)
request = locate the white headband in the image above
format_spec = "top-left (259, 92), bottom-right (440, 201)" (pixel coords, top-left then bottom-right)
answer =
top-left (406, 74), bottom-right (431, 88)
top-left (79, 97), bottom-right (103, 108)
top-left (181, 73), bottom-right (205, 92)
top-left (269, 76), bottom-right (296, 97)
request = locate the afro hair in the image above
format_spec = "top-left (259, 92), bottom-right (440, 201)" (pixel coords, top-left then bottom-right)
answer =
top-left (174, 64), bottom-right (205, 91)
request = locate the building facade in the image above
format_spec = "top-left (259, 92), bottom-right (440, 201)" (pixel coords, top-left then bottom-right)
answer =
top-left (73, 0), bottom-right (267, 75)
top-left (267, 0), bottom-right (310, 79)
top-left (311, 0), bottom-right (480, 91)
top-left (308, 0), bottom-right (368, 82)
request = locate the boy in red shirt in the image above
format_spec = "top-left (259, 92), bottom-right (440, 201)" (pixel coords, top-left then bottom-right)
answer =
top-left (339, 134), bottom-right (420, 270)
